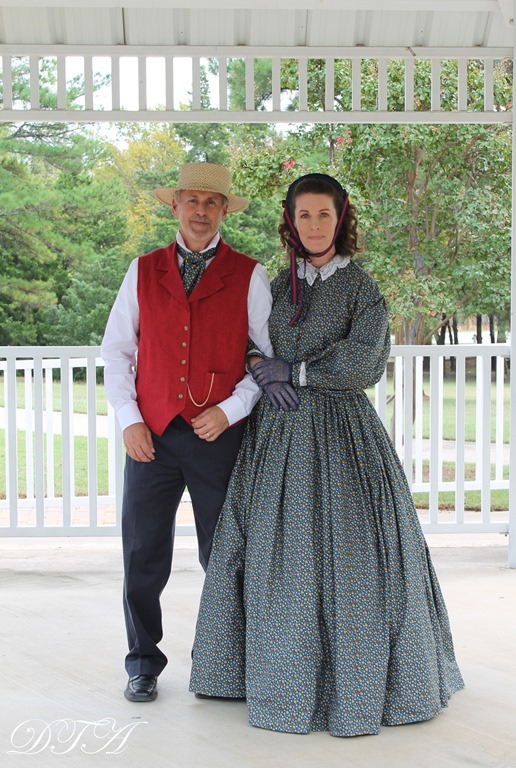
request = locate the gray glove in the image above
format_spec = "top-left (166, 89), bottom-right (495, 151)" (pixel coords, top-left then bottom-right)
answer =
top-left (262, 381), bottom-right (299, 411)
top-left (252, 357), bottom-right (293, 387)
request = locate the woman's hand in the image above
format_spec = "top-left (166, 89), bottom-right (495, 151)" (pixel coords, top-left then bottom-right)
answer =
top-left (251, 357), bottom-right (293, 386)
top-left (247, 355), bottom-right (264, 370)
top-left (261, 381), bottom-right (299, 411)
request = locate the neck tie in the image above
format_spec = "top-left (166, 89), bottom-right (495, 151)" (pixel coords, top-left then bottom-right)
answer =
top-left (177, 243), bottom-right (218, 296)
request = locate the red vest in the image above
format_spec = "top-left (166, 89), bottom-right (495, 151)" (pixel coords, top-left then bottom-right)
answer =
top-left (136, 239), bottom-right (257, 436)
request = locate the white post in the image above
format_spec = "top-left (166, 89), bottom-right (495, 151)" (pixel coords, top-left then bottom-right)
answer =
top-left (405, 56), bottom-right (414, 112)
top-left (86, 356), bottom-right (98, 527)
top-left (111, 56), bottom-right (121, 111)
top-left (138, 56), bottom-right (147, 111)
top-left (84, 56), bottom-right (94, 111)
top-left (33, 356), bottom-right (45, 528)
top-left (272, 58), bottom-right (281, 112)
top-left (509, 4), bottom-right (516, 567)
top-left (298, 57), bottom-right (308, 112)
top-left (325, 57), bottom-right (334, 112)
top-left (218, 57), bottom-right (228, 111)
top-left (2, 55), bottom-right (13, 109)
top-left (192, 56), bottom-right (201, 111)
top-left (245, 57), bottom-right (254, 111)
top-left (30, 55), bottom-right (40, 110)
top-left (57, 56), bottom-right (66, 110)
top-left (352, 58), bottom-right (361, 111)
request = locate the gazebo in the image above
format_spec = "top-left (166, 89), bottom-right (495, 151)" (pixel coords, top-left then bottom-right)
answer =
top-left (0, 0), bottom-right (515, 564)
top-left (1, 4), bottom-right (515, 766)
top-left (1, 1), bottom-right (515, 126)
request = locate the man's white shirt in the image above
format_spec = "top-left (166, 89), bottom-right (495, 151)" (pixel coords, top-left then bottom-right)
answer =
top-left (101, 232), bottom-right (273, 431)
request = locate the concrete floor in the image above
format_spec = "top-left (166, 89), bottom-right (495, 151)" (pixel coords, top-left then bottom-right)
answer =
top-left (1, 534), bottom-right (515, 768)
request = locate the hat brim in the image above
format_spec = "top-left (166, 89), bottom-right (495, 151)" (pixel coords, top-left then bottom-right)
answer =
top-left (153, 187), bottom-right (249, 214)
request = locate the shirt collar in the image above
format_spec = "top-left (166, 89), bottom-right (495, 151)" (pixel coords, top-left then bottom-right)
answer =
top-left (176, 231), bottom-right (220, 254)
top-left (297, 254), bottom-right (350, 286)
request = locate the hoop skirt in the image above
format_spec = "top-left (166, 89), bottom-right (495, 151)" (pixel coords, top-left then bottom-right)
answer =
top-left (189, 260), bottom-right (464, 737)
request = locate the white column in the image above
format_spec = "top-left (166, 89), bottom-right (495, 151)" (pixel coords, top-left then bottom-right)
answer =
top-left (509, 3), bottom-right (516, 567)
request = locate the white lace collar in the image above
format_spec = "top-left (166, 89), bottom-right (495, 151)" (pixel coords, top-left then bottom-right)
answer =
top-left (297, 254), bottom-right (350, 286)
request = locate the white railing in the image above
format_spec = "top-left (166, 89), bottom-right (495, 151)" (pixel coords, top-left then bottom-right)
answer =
top-left (0, 344), bottom-right (511, 538)
top-left (373, 344), bottom-right (510, 533)
top-left (0, 347), bottom-right (124, 536)
top-left (0, 46), bottom-right (513, 124)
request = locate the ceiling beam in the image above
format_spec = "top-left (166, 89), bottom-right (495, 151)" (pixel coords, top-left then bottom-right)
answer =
top-left (0, 1), bottom-right (503, 11)
top-left (0, 43), bottom-right (511, 57)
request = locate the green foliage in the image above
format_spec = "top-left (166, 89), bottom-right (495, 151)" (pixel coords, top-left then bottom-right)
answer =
top-left (220, 199), bottom-right (279, 264)
top-left (40, 250), bottom-right (132, 345)
top-left (0, 55), bottom-right (513, 347)
top-left (0, 122), bottom-right (130, 343)
top-left (0, 59), bottom-right (131, 344)
top-left (331, 122), bottom-right (512, 341)
top-left (1, 56), bottom-right (109, 112)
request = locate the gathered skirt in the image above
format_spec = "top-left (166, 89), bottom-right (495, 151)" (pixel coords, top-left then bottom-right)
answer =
top-left (189, 389), bottom-right (464, 737)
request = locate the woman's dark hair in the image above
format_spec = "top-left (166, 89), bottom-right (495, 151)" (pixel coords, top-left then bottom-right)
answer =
top-left (278, 175), bottom-right (361, 258)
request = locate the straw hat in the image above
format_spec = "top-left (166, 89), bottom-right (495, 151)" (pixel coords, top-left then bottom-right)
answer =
top-left (154, 162), bottom-right (248, 214)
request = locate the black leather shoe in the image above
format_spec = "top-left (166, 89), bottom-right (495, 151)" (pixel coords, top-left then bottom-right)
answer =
top-left (124, 674), bottom-right (158, 702)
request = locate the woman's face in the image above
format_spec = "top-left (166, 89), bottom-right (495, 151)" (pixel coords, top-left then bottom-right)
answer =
top-left (293, 192), bottom-right (339, 267)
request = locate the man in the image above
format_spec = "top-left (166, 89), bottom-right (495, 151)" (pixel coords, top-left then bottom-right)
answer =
top-left (101, 162), bottom-right (273, 703)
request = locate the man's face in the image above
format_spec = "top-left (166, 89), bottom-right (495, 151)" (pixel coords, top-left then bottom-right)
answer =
top-left (172, 189), bottom-right (228, 252)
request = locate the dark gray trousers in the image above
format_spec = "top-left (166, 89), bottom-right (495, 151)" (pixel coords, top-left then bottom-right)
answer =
top-left (121, 414), bottom-right (246, 676)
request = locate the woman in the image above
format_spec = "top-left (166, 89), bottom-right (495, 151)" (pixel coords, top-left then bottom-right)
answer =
top-left (189, 173), bottom-right (464, 737)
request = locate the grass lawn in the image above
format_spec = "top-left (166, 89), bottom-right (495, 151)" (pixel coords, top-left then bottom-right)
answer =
top-left (0, 377), bottom-right (109, 416)
top-left (411, 460), bottom-right (509, 511)
top-left (0, 431), bottom-right (109, 498)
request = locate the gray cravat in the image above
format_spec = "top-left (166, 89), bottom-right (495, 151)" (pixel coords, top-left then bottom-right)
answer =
top-left (177, 243), bottom-right (217, 296)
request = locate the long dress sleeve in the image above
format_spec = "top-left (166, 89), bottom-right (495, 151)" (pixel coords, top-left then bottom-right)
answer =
top-left (291, 268), bottom-right (391, 392)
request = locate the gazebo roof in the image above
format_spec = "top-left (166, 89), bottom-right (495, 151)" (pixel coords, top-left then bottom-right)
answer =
top-left (0, 1), bottom-right (514, 123)
top-left (0, 0), bottom-right (514, 49)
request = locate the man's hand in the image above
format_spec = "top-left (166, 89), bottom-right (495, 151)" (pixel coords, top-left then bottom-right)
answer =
top-left (191, 405), bottom-right (230, 442)
top-left (123, 422), bottom-right (155, 462)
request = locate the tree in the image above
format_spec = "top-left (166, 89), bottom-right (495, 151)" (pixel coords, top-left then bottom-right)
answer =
top-left (41, 251), bottom-right (131, 346)
top-left (2, 55), bottom-right (512, 347)
top-left (104, 115), bottom-right (282, 264)
top-left (101, 123), bottom-right (186, 257)
top-left (225, 56), bottom-right (513, 343)
top-left (0, 58), bottom-right (127, 344)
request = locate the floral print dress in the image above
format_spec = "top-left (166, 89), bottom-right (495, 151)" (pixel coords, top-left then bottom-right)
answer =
top-left (189, 258), bottom-right (464, 737)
